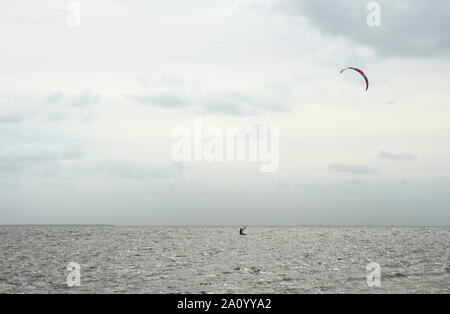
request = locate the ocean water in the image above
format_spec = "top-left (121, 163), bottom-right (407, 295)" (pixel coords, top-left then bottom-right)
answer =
top-left (0, 226), bottom-right (448, 294)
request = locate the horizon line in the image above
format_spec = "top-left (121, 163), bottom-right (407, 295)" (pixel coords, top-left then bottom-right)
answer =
top-left (0, 224), bottom-right (449, 227)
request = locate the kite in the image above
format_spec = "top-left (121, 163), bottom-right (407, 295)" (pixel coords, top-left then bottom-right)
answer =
top-left (340, 67), bottom-right (369, 91)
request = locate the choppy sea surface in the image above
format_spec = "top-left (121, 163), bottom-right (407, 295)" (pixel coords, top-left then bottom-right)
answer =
top-left (0, 226), bottom-right (448, 294)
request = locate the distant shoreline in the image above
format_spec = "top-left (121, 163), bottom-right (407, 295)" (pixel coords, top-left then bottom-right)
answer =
top-left (0, 224), bottom-right (449, 228)
top-left (0, 224), bottom-right (116, 227)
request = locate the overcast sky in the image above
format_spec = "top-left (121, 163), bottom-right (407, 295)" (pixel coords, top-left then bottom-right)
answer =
top-left (1, 0), bottom-right (449, 225)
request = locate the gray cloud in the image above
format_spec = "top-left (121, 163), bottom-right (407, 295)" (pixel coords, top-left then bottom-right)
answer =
top-left (329, 164), bottom-right (377, 174)
top-left (0, 144), bottom-right (83, 173)
top-left (128, 88), bottom-right (292, 116)
top-left (0, 91), bottom-right (100, 124)
top-left (67, 91), bottom-right (101, 107)
top-left (271, 0), bottom-right (450, 58)
top-left (46, 92), bottom-right (64, 104)
top-left (48, 90), bottom-right (100, 107)
top-left (0, 95), bottom-right (35, 124)
top-left (271, 177), bottom-right (450, 226)
top-left (379, 150), bottom-right (416, 160)
top-left (159, 74), bottom-right (184, 86)
top-left (128, 92), bottom-right (191, 109)
top-left (0, 110), bottom-right (33, 124)
top-left (199, 90), bottom-right (290, 116)
top-left (99, 161), bottom-right (183, 179)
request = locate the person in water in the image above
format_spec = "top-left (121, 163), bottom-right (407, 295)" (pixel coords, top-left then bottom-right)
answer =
top-left (239, 226), bottom-right (247, 236)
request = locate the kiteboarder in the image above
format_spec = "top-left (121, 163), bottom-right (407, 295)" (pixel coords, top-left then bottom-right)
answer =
top-left (239, 226), bottom-right (247, 236)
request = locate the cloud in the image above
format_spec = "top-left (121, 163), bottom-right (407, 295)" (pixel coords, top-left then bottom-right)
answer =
top-left (47, 90), bottom-right (100, 107)
top-left (273, 177), bottom-right (450, 226)
top-left (199, 90), bottom-right (290, 116)
top-left (0, 95), bottom-right (36, 124)
top-left (0, 109), bottom-right (33, 124)
top-left (0, 91), bottom-right (100, 124)
top-left (128, 87), bottom-right (292, 116)
top-left (159, 74), bottom-right (184, 86)
top-left (379, 150), bottom-right (416, 160)
top-left (99, 161), bottom-right (183, 179)
top-left (270, 0), bottom-right (450, 58)
top-left (0, 143), bottom-right (83, 173)
top-left (329, 164), bottom-right (377, 174)
top-left (0, 143), bottom-right (183, 181)
top-left (46, 92), bottom-right (65, 104)
top-left (128, 92), bottom-right (192, 108)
